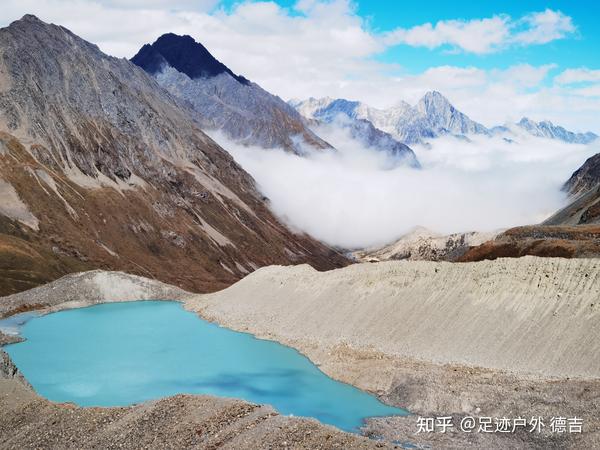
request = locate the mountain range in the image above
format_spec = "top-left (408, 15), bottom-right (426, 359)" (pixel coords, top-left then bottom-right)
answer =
top-left (510, 118), bottom-right (598, 145)
top-left (292, 93), bottom-right (598, 146)
top-left (130, 31), bottom-right (595, 162)
top-left (0, 15), bottom-right (346, 295)
top-left (0, 15), bottom-right (599, 298)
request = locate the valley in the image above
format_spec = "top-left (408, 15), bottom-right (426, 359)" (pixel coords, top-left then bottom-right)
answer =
top-left (0, 7), bottom-right (599, 450)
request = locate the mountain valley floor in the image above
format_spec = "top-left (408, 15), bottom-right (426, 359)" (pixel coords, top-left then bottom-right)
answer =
top-left (1, 258), bottom-right (599, 449)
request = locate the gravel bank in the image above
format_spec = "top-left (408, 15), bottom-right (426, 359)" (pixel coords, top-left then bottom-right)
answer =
top-left (190, 256), bottom-right (600, 379)
top-left (0, 270), bottom-right (191, 318)
top-left (0, 364), bottom-right (388, 449)
top-left (186, 256), bottom-right (600, 448)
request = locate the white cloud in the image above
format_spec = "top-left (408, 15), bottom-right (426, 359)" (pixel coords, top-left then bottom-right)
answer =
top-left (493, 64), bottom-right (556, 88)
top-left (571, 85), bottom-right (600, 98)
top-left (384, 16), bottom-right (510, 54)
top-left (513, 9), bottom-right (575, 45)
top-left (210, 130), bottom-right (599, 249)
top-left (555, 68), bottom-right (600, 85)
top-left (384, 9), bottom-right (575, 54)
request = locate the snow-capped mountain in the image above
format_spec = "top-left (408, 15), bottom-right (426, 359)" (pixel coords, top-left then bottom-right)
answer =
top-left (513, 118), bottom-right (598, 144)
top-left (292, 92), bottom-right (489, 145)
top-left (132, 34), bottom-right (330, 154)
top-left (290, 98), bottom-right (420, 167)
top-left (294, 93), bottom-right (598, 147)
top-left (416, 91), bottom-right (489, 136)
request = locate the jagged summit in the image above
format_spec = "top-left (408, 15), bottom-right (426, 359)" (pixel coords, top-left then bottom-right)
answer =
top-left (18, 14), bottom-right (42, 23)
top-left (420, 90), bottom-right (446, 102)
top-left (6, 12), bottom-right (102, 58)
top-left (288, 97), bottom-right (420, 167)
top-left (292, 92), bottom-right (489, 144)
top-left (131, 33), bottom-right (250, 85)
top-left (132, 34), bottom-right (330, 153)
top-left (416, 91), bottom-right (489, 136)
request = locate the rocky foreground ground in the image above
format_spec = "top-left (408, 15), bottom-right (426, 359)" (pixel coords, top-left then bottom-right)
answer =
top-left (0, 368), bottom-right (385, 449)
top-left (2, 257), bottom-right (600, 448)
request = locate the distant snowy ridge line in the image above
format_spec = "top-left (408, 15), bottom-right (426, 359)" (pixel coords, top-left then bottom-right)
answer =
top-left (291, 92), bottom-right (598, 146)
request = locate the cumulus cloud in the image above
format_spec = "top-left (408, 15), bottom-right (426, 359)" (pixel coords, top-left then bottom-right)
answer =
top-left (384, 16), bottom-right (510, 54)
top-left (555, 68), bottom-right (600, 85)
top-left (209, 130), bottom-right (599, 250)
top-left (384, 9), bottom-right (575, 54)
top-left (512, 9), bottom-right (575, 45)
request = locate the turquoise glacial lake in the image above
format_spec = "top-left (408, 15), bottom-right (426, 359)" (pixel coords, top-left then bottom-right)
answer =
top-left (2, 301), bottom-right (406, 432)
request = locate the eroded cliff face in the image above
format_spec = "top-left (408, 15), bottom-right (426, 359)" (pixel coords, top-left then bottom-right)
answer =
top-left (0, 15), bottom-right (347, 295)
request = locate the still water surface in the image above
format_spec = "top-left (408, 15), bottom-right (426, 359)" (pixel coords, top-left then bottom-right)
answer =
top-left (3, 301), bottom-right (406, 432)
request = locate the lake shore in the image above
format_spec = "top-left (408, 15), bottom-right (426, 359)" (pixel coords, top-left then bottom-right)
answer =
top-left (1, 257), bottom-right (599, 448)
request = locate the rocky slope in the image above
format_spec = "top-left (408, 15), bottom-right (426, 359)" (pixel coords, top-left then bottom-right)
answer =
top-left (353, 227), bottom-right (500, 262)
top-left (0, 15), bottom-right (347, 296)
top-left (542, 153), bottom-right (600, 226)
top-left (132, 34), bottom-right (330, 154)
top-left (0, 372), bottom-right (384, 449)
top-left (0, 270), bottom-right (190, 318)
top-left (459, 225), bottom-right (600, 261)
top-left (193, 257), bottom-right (600, 379)
top-left (563, 152), bottom-right (600, 196)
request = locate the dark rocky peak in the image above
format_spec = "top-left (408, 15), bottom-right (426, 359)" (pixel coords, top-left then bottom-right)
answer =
top-left (563, 153), bottom-right (600, 195)
top-left (131, 33), bottom-right (250, 85)
top-left (18, 14), bottom-right (42, 23)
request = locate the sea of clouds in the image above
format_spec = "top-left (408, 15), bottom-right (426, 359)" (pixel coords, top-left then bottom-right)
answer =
top-left (210, 128), bottom-right (599, 250)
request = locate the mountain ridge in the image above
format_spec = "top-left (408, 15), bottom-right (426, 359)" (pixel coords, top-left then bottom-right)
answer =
top-left (293, 93), bottom-right (598, 146)
top-left (0, 15), bottom-right (347, 296)
top-left (132, 33), bottom-right (330, 154)
top-left (514, 117), bottom-right (598, 144)
top-left (292, 92), bottom-right (489, 145)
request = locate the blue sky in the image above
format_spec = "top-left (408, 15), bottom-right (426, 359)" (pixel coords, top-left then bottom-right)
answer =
top-left (2, 0), bottom-right (599, 131)
top-left (214, 0), bottom-right (598, 75)
top-left (358, 1), bottom-right (597, 71)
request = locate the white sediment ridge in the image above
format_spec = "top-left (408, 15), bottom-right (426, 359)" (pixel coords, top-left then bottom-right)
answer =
top-left (191, 256), bottom-right (600, 379)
